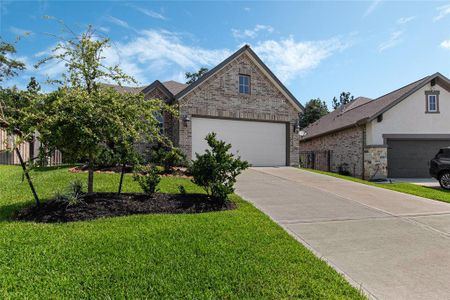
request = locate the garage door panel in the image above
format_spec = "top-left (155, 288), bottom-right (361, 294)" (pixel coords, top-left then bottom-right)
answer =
top-left (191, 117), bottom-right (286, 167)
top-left (387, 139), bottom-right (450, 178)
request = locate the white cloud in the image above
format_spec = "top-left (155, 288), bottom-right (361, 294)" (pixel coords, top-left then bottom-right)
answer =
top-left (28, 30), bottom-right (349, 87)
top-left (378, 31), bottom-right (403, 52)
top-left (10, 26), bottom-right (33, 36)
top-left (106, 15), bottom-right (132, 29)
top-left (252, 36), bottom-right (349, 82)
top-left (244, 7), bottom-right (250, 11)
top-left (131, 5), bottom-right (166, 20)
top-left (112, 30), bottom-right (231, 83)
top-left (98, 26), bottom-right (110, 33)
top-left (434, 4), bottom-right (450, 21)
top-left (232, 24), bottom-right (274, 39)
top-left (441, 39), bottom-right (450, 50)
top-left (397, 16), bottom-right (415, 24)
top-left (363, 0), bottom-right (381, 17)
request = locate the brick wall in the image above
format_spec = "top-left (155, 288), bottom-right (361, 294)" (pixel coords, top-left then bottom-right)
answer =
top-left (177, 52), bottom-right (300, 165)
top-left (145, 87), bottom-right (179, 146)
top-left (299, 126), bottom-right (364, 178)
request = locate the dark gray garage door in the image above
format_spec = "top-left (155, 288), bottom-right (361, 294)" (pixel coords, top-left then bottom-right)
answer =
top-left (387, 139), bottom-right (450, 178)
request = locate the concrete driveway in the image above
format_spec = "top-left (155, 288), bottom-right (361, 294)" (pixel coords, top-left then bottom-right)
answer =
top-left (236, 167), bottom-right (450, 300)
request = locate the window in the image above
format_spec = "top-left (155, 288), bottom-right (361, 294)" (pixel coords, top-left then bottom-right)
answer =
top-left (155, 112), bottom-right (164, 134)
top-left (427, 94), bottom-right (438, 113)
top-left (239, 75), bottom-right (250, 94)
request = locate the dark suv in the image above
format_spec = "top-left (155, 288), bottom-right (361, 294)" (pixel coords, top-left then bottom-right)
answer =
top-left (430, 147), bottom-right (450, 190)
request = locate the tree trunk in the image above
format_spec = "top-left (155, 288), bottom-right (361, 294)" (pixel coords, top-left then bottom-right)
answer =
top-left (87, 159), bottom-right (94, 194)
top-left (15, 147), bottom-right (40, 206)
top-left (118, 162), bottom-right (126, 195)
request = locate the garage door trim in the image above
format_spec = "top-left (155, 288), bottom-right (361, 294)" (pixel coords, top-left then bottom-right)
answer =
top-left (386, 136), bottom-right (450, 178)
top-left (191, 114), bottom-right (291, 166)
top-left (383, 134), bottom-right (450, 144)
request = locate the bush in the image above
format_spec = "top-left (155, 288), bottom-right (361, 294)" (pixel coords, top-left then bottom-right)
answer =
top-left (147, 144), bottom-right (187, 173)
top-left (133, 165), bottom-right (161, 195)
top-left (189, 133), bottom-right (250, 202)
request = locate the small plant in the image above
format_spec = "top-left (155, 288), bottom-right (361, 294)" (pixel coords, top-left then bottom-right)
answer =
top-left (189, 132), bottom-right (250, 202)
top-left (178, 185), bottom-right (187, 195)
top-left (338, 163), bottom-right (352, 176)
top-left (53, 179), bottom-right (85, 206)
top-left (133, 165), bottom-right (161, 195)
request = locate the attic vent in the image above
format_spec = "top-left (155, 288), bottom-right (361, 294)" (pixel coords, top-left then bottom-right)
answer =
top-left (377, 114), bottom-right (383, 123)
top-left (431, 78), bottom-right (436, 86)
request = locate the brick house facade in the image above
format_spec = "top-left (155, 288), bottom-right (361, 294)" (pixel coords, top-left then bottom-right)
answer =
top-left (115, 45), bottom-right (303, 166)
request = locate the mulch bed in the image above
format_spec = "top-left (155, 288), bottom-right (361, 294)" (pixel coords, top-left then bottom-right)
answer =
top-left (14, 193), bottom-right (235, 223)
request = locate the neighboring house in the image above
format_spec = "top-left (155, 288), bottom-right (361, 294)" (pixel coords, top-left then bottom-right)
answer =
top-left (0, 130), bottom-right (62, 165)
top-left (112, 45), bottom-right (303, 166)
top-left (299, 73), bottom-right (450, 179)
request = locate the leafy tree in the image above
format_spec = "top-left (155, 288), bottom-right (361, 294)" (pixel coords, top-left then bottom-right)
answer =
top-left (332, 92), bottom-right (354, 110)
top-left (35, 23), bottom-right (173, 194)
top-left (189, 133), bottom-right (250, 202)
top-left (0, 37), bottom-right (26, 83)
top-left (299, 98), bottom-right (329, 128)
top-left (185, 67), bottom-right (209, 84)
top-left (0, 83), bottom-right (41, 206)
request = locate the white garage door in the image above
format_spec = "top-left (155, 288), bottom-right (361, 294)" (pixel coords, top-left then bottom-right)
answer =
top-left (191, 117), bottom-right (287, 166)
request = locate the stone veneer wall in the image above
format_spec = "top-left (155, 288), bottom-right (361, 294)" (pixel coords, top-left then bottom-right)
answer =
top-left (299, 126), bottom-right (365, 178)
top-left (363, 146), bottom-right (388, 179)
top-left (177, 52), bottom-right (300, 165)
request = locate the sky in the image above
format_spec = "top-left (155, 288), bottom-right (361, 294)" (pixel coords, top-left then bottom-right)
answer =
top-left (1, 0), bottom-right (450, 108)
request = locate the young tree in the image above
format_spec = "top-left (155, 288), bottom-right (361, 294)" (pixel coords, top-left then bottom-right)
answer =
top-left (332, 92), bottom-right (354, 110)
top-left (299, 98), bottom-right (329, 128)
top-left (35, 24), bottom-right (139, 194)
top-left (0, 84), bottom-right (42, 206)
top-left (185, 67), bottom-right (209, 84)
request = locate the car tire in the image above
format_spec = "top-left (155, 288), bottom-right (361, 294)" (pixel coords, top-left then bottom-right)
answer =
top-left (439, 171), bottom-right (450, 190)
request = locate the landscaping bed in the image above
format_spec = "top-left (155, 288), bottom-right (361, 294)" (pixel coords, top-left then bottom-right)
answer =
top-left (15, 192), bottom-right (235, 223)
top-left (0, 165), bottom-right (365, 299)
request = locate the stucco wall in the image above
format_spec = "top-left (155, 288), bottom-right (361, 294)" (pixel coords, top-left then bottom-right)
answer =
top-left (177, 52), bottom-right (301, 165)
top-left (366, 82), bottom-right (450, 145)
top-left (299, 126), bottom-right (364, 178)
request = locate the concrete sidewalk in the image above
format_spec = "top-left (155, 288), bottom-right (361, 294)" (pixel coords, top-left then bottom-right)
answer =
top-left (236, 167), bottom-right (450, 300)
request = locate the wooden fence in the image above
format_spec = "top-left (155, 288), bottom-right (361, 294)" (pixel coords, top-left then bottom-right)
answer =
top-left (0, 129), bottom-right (62, 166)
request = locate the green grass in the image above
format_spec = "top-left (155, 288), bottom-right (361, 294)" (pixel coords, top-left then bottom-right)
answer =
top-left (302, 168), bottom-right (450, 204)
top-left (0, 165), bottom-right (364, 299)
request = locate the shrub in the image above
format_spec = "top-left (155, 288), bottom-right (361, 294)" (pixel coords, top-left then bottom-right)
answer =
top-left (178, 185), bottom-right (187, 195)
top-left (133, 165), bottom-right (161, 195)
top-left (189, 133), bottom-right (250, 202)
top-left (147, 144), bottom-right (187, 173)
top-left (338, 163), bottom-right (352, 176)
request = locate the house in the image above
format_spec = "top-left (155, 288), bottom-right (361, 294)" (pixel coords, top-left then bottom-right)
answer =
top-left (112, 45), bottom-right (303, 167)
top-left (0, 130), bottom-right (62, 165)
top-left (299, 73), bottom-right (450, 179)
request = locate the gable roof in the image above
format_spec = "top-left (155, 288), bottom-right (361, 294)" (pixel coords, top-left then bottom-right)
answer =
top-left (174, 44), bottom-right (304, 112)
top-left (302, 72), bottom-right (450, 141)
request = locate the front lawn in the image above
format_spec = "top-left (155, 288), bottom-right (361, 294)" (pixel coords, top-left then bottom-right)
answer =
top-left (0, 165), bottom-right (364, 299)
top-left (302, 168), bottom-right (450, 204)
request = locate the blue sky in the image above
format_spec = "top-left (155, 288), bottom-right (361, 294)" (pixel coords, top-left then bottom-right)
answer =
top-left (1, 0), bottom-right (450, 108)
